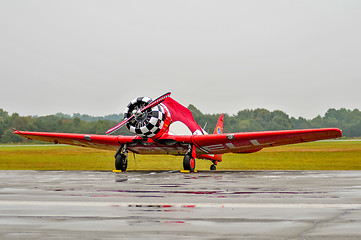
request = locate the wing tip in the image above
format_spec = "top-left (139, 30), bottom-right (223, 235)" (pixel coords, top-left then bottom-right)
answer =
top-left (336, 128), bottom-right (343, 138)
top-left (13, 128), bottom-right (21, 134)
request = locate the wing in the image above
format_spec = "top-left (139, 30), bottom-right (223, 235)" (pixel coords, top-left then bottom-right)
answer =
top-left (14, 130), bottom-right (191, 154)
top-left (14, 130), bottom-right (135, 151)
top-left (15, 128), bottom-right (342, 155)
top-left (173, 128), bottom-right (342, 154)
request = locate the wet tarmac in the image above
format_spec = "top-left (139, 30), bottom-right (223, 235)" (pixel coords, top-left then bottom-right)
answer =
top-left (1, 170), bottom-right (361, 239)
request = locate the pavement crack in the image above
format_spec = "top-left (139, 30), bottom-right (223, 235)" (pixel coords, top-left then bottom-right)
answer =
top-left (293, 208), bottom-right (355, 240)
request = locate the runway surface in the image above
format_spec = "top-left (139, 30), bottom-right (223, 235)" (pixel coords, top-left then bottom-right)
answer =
top-left (1, 170), bottom-right (361, 239)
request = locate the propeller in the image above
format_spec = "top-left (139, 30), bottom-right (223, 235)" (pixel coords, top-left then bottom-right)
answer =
top-left (106, 92), bottom-right (171, 135)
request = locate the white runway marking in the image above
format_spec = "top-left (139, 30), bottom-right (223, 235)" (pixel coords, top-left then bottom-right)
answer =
top-left (1, 200), bottom-right (360, 209)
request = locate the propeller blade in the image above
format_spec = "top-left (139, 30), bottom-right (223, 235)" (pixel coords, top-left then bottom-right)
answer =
top-left (140, 92), bottom-right (171, 113)
top-left (105, 92), bottom-right (171, 135)
top-left (105, 115), bottom-right (134, 135)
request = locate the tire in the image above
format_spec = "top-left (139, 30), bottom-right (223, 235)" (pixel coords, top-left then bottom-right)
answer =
top-left (115, 154), bottom-right (127, 171)
top-left (183, 154), bottom-right (195, 171)
top-left (210, 164), bottom-right (216, 171)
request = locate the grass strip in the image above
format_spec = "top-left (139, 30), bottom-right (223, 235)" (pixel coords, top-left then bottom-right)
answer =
top-left (0, 141), bottom-right (360, 171)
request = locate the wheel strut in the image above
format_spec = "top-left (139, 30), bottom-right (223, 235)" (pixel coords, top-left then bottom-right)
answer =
top-left (183, 144), bottom-right (196, 171)
top-left (115, 144), bottom-right (128, 171)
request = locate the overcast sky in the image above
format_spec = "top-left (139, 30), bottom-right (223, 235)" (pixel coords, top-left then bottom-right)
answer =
top-left (1, 0), bottom-right (360, 119)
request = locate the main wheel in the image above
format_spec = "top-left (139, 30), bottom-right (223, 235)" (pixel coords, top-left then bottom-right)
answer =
top-left (183, 154), bottom-right (196, 171)
top-left (210, 164), bottom-right (216, 171)
top-left (115, 154), bottom-right (127, 171)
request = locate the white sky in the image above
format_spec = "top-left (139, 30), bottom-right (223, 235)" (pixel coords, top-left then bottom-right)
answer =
top-left (1, 0), bottom-right (360, 119)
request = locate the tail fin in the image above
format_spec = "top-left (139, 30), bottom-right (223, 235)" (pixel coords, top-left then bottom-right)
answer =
top-left (213, 114), bottom-right (224, 134)
top-left (205, 113), bottom-right (224, 163)
top-left (198, 114), bottom-right (224, 163)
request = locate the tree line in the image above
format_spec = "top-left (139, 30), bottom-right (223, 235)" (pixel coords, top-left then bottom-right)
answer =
top-left (1, 106), bottom-right (360, 143)
top-left (188, 106), bottom-right (361, 137)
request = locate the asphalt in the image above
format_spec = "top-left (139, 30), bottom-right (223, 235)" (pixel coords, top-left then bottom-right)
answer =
top-left (1, 170), bottom-right (361, 239)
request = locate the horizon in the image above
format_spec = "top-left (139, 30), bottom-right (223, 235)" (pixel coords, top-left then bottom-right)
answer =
top-left (2, 105), bottom-right (359, 121)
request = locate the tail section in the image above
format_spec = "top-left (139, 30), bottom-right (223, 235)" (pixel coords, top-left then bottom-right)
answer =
top-left (199, 114), bottom-right (224, 165)
top-left (213, 113), bottom-right (224, 134)
top-left (212, 114), bottom-right (223, 162)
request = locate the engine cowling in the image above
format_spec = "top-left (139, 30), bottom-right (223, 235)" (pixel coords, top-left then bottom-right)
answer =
top-left (124, 97), bottom-right (167, 138)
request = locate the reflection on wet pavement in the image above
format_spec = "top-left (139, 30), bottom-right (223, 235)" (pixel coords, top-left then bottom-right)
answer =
top-left (0, 170), bottom-right (361, 239)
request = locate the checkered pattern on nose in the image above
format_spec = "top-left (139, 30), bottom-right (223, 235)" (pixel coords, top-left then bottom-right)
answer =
top-left (124, 97), bottom-right (165, 138)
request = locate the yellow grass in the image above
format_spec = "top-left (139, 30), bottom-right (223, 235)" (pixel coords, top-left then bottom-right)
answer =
top-left (0, 141), bottom-right (360, 170)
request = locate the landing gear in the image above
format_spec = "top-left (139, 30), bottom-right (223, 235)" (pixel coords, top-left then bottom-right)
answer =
top-left (210, 161), bottom-right (217, 171)
top-left (183, 144), bottom-right (196, 171)
top-left (183, 154), bottom-right (196, 171)
top-left (115, 144), bottom-right (128, 171)
top-left (115, 154), bottom-right (127, 171)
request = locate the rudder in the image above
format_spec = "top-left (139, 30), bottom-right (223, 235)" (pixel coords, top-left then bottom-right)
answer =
top-left (213, 113), bottom-right (224, 134)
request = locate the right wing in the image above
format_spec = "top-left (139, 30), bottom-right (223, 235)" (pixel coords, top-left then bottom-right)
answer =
top-left (171, 128), bottom-right (342, 154)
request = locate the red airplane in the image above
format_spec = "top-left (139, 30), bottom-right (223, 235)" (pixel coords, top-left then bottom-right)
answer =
top-left (15, 92), bottom-right (342, 171)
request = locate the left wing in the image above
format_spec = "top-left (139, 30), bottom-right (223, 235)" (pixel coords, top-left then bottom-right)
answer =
top-left (14, 130), bottom-right (135, 151)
